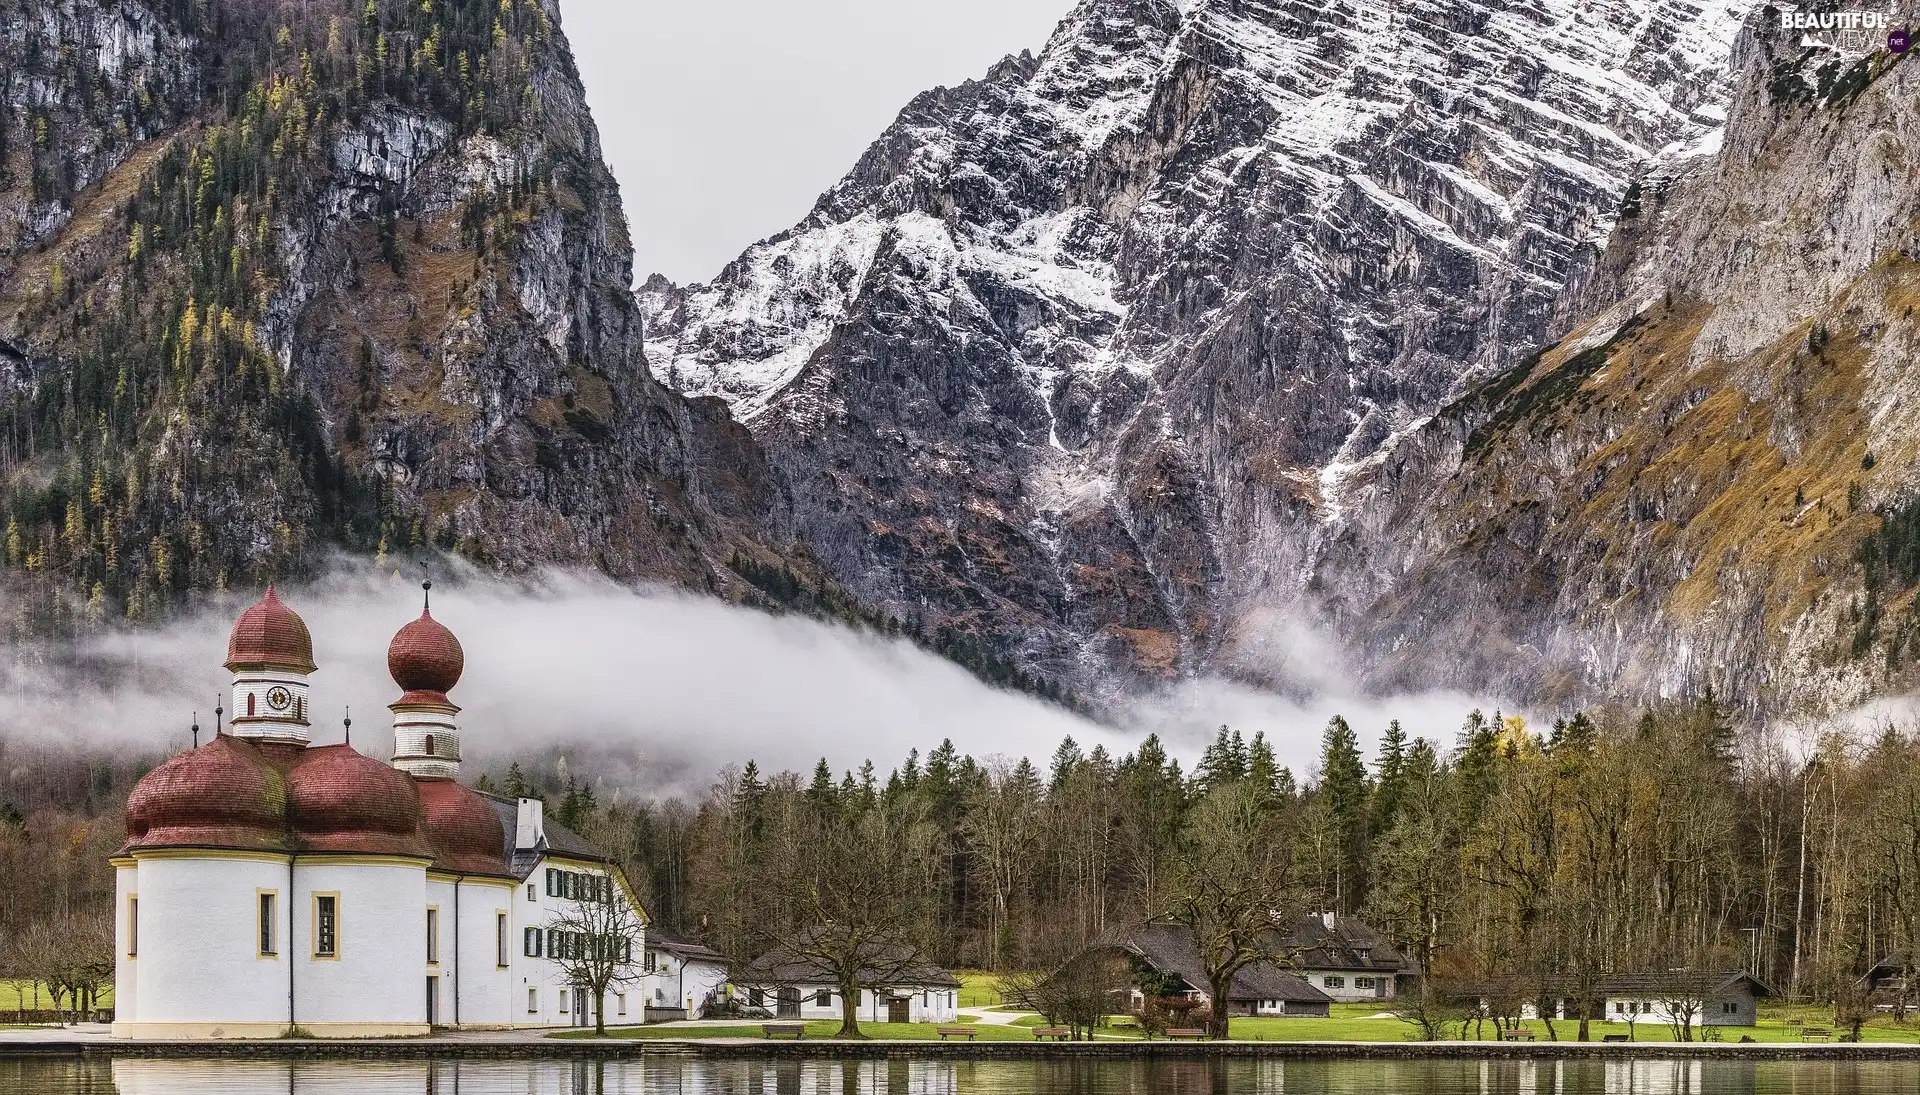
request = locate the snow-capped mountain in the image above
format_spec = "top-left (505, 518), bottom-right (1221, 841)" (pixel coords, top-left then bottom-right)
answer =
top-left (645, 0), bottom-right (1752, 693)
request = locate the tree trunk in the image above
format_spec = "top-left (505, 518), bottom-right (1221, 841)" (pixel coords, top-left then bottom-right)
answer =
top-left (836, 979), bottom-right (863, 1038)
top-left (594, 986), bottom-right (606, 1035)
top-left (1208, 974), bottom-right (1232, 1040)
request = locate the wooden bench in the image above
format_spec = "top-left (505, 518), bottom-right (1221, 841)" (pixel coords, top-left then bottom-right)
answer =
top-left (1167, 1028), bottom-right (1208, 1039)
top-left (935, 1026), bottom-right (978, 1040)
top-left (1601, 1034), bottom-right (1631, 1043)
top-left (1031, 1027), bottom-right (1073, 1041)
top-left (1500, 1029), bottom-right (1537, 1041)
top-left (762, 1022), bottom-right (806, 1040)
top-left (1800, 1028), bottom-right (1832, 1042)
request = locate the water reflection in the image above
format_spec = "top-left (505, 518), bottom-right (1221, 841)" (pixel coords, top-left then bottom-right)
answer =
top-left (0, 1055), bottom-right (1908, 1095)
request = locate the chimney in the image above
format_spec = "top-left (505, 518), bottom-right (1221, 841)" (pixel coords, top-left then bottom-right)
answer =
top-left (1321, 911), bottom-right (1337, 930)
top-left (516, 797), bottom-right (547, 851)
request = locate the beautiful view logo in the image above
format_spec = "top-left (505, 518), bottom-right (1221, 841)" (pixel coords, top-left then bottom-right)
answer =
top-left (1777, 6), bottom-right (1908, 53)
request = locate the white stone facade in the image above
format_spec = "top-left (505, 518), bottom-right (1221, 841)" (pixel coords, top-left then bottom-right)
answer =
top-left (739, 982), bottom-right (959, 1024)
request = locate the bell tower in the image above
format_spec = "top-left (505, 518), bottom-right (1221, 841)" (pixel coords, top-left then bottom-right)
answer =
top-left (224, 585), bottom-right (317, 746)
top-left (388, 581), bottom-right (466, 780)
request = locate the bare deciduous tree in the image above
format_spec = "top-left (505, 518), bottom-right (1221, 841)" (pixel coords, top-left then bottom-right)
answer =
top-left (1166, 780), bottom-right (1299, 1039)
top-left (543, 872), bottom-right (646, 1035)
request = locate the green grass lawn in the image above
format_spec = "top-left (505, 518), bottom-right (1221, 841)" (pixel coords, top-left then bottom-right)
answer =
top-left (954, 970), bottom-right (1004, 1008)
top-left (0, 979), bottom-right (112, 1010)
top-left (548, 998), bottom-right (1920, 1044)
top-left (551, 1020), bottom-right (1038, 1041)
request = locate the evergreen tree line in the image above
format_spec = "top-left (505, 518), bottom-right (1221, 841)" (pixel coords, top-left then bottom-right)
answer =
top-left (10, 695), bottom-right (1920, 1014)
top-left (496, 698), bottom-right (1920, 1009)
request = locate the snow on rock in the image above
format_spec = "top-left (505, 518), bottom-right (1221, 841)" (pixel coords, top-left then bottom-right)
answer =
top-left (642, 0), bottom-right (1754, 693)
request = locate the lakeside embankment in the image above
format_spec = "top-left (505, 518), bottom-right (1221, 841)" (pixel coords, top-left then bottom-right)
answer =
top-left (7, 1037), bottom-right (1920, 1062)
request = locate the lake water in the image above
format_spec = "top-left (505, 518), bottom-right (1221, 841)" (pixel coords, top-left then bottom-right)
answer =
top-left (2, 1056), bottom-right (1918, 1095)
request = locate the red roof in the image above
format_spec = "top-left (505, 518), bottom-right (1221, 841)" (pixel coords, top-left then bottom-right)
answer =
top-left (226, 586), bottom-right (317, 673)
top-left (388, 609), bottom-right (463, 698)
top-left (123, 735), bottom-right (290, 853)
top-left (286, 745), bottom-right (435, 858)
top-left (120, 737), bottom-right (508, 876)
top-left (417, 779), bottom-right (509, 875)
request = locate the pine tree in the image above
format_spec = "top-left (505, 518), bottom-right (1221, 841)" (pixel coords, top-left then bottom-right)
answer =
top-left (1319, 715), bottom-right (1371, 912)
top-left (1372, 719), bottom-right (1409, 834)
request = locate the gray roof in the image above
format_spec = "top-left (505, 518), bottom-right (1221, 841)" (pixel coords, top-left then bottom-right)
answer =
top-left (1280, 914), bottom-right (1416, 974)
top-left (479, 793), bottom-right (610, 881)
top-left (649, 929), bottom-right (727, 965)
top-left (745, 936), bottom-right (958, 989)
top-left (1596, 970), bottom-right (1772, 998)
top-left (1125, 923), bottom-right (1330, 1004)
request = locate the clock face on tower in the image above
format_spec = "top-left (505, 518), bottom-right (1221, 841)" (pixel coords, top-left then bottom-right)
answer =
top-left (266, 686), bottom-right (293, 712)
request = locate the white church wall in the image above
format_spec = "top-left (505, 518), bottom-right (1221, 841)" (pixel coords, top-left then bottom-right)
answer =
top-left (452, 878), bottom-right (516, 1028)
top-left (113, 863), bottom-right (137, 1025)
top-left (115, 854), bottom-right (291, 1036)
top-left (290, 860), bottom-right (429, 1035)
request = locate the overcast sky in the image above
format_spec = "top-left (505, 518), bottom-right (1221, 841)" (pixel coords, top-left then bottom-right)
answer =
top-left (562, 0), bottom-right (1075, 285)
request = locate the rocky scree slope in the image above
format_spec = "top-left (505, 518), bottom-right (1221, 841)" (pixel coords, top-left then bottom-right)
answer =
top-left (0, 0), bottom-right (796, 635)
top-left (1316, 11), bottom-right (1920, 718)
top-left (645, 0), bottom-right (1751, 696)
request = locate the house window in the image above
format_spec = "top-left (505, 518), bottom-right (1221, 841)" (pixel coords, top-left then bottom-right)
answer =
top-left (313, 894), bottom-right (339, 958)
top-left (1722, 1001), bottom-right (1738, 1014)
top-left (247, 693), bottom-right (256, 716)
top-left (127, 895), bottom-right (138, 957)
top-left (258, 891), bottom-right (278, 956)
top-left (525, 926), bottom-right (542, 957)
top-left (749, 988), bottom-right (764, 1008)
top-left (1355, 977), bottom-right (1375, 990)
top-left (560, 990), bottom-right (569, 1014)
top-left (425, 733), bottom-right (436, 755)
top-left (528, 987), bottom-right (538, 1014)
top-left (546, 869), bottom-right (557, 897)
top-left (497, 912), bottom-right (510, 968)
top-left (528, 883), bottom-right (536, 902)
top-left (1323, 976), bottom-right (1345, 989)
top-left (548, 928), bottom-right (561, 957)
top-left (426, 907), bottom-right (440, 965)
top-left (617, 992), bottom-right (627, 1017)
top-left (816, 989), bottom-right (832, 1007)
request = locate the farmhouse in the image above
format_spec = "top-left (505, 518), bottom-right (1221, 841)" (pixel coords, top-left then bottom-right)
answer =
top-left (1596, 970), bottom-right (1770, 1028)
top-left (1282, 912), bottom-right (1417, 1002)
top-left (1121, 923), bottom-right (1332, 1017)
top-left (110, 587), bottom-right (648, 1037)
top-left (738, 940), bottom-right (959, 1023)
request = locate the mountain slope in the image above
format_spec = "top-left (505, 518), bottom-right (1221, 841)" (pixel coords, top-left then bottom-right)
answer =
top-left (645, 0), bottom-right (1752, 694)
top-left (0, 0), bottom-right (794, 634)
top-left (1316, 22), bottom-right (1920, 718)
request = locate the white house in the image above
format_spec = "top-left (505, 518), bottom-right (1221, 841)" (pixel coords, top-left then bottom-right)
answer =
top-left (1597, 971), bottom-right (1769, 1028)
top-left (111, 586), bottom-right (647, 1038)
top-left (1284, 913), bottom-right (1416, 1003)
top-left (739, 941), bottom-right (959, 1024)
top-left (643, 933), bottom-right (731, 1020)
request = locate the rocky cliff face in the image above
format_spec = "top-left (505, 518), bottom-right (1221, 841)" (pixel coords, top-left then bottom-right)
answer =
top-left (645, 0), bottom-right (1753, 696)
top-left (1318, 13), bottom-right (1920, 718)
top-left (0, 0), bottom-right (794, 634)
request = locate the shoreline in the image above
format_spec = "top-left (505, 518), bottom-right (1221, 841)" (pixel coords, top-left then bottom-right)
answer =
top-left (7, 1037), bottom-right (1920, 1061)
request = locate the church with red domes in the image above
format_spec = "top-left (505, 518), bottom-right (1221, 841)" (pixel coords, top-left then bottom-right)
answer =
top-left (111, 587), bottom-right (646, 1038)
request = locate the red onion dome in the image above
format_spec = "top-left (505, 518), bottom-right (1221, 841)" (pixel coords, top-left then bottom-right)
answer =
top-left (416, 780), bottom-right (509, 876)
top-left (286, 745), bottom-right (434, 858)
top-left (225, 585), bottom-right (316, 673)
top-left (388, 609), bottom-right (464, 698)
top-left (123, 736), bottom-right (289, 853)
